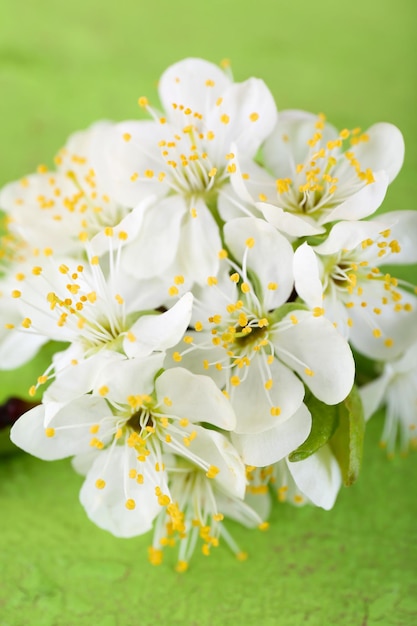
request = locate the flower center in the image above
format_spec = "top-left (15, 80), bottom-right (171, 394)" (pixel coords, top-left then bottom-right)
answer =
top-left (271, 115), bottom-right (375, 218)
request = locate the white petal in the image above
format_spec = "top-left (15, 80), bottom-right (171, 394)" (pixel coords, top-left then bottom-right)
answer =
top-left (293, 243), bottom-right (323, 309)
top-left (175, 198), bottom-right (221, 285)
top-left (124, 292), bottom-right (193, 358)
top-left (169, 426), bottom-right (246, 499)
top-left (224, 217), bottom-right (294, 308)
top-left (313, 219), bottom-right (389, 256)
top-left (80, 444), bottom-right (164, 537)
top-left (231, 358), bottom-right (305, 434)
top-left (359, 373), bottom-right (390, 420)
top-left (10, 396), bottom-right (112, 460)
top-left (275, 311), bottom-right (355, 404)
top-left (232, 403), bottom-right (312, 466)
top-left (287, 444), bottom-right (342, 510)
top-left (92, 353), bottom-right (165, 404)
top-left (156, 367), bottom-right (236, 430)
top-left (263, 110), bottom-right (338, 177)
top-left (351, 122), bottom-right (405, 183)
top-left (96, 120), bottom-right (168, 207)
top-left (321, 171), bottom-right (389, 223)
top-left (120, 195), bottom-right (186, 280)
top-left (158, 58), bottom-right (231, 124)
top-left (207, 78), bottom-right (278, 161)
top-left (259, 203), bottom-right (325, 237)
top-left (377, 211), bottom-right (417, 265)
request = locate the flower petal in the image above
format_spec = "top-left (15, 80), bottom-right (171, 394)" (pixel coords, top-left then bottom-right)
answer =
top-left (232, 403), bottom-right (312, 466)
top-left (79, 444), bottom-right (165, 537)
top-left (124, 292), bottom-right (193, 358)
top-left (224, 217), bottom-right (294, 308)
top-left (156, 367), bottom-right (236, 430)
top-left (287, 444), bottom-right (342, 510)
top-left (259, 202), bottom-right (325, 237)
top-left (351, 122), bottom-right (405, 184)
top-left (293, 243), bottom-right (323, 309)
top-left (10, 395), bottom-right (112, 460)
top-left (275, 311), bottom-right (355, 404)
top-left (158, 58), bottom-right (231, 124)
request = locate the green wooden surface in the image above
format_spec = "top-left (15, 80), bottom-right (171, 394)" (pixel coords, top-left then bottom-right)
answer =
top-left (0, 0), bottom-right (416, 624)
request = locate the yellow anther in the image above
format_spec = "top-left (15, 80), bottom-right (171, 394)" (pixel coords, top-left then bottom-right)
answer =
top-left (173, 352), bottom-right (182, 362)
top-left (168, 285), bottom-right (179, 296)
top-left (294, 494), bottom-right (304, 504)
top-left (249, 112), bottom-right (259, 122)
top-left (174, 274), bottom-right (184, 285)
top-left (175, 560), bottom-right (188, 573)
top-left (304, 368), bottom-right (314, 377)
top-left (313, 307), bottom-right (325, 317)
top-left (230, 375), bottom-right (240, 387)
top-left (144, 169), bottom-right (154, 178)
top-left (220, 114), bottom-right (230, 124)
top-left (45, 427), bottom-right (55, 438)
top-left (206, 465), bottom-right (220, 479)
top-left (11, 290), bottom-right (21, 298)
top-left (241, 282), bottom-right (250, 293)
top-left (37, 375), bottom-right (48, 385)
top-left (123, 133), bottom-right (131, 142)
top-left (95, 479), bottom-right (106, 489)
top-left (138, 96), bottom-right (149, 108)
top-left (207, 276), bottom-right (218, 286)
top-left (208, 167), bottom-right (217, 178)
top-left (270, 406), bottom-right (281, 416)
top-left (246, 237), bottom-right (255, 248)
top-left (264, 379), bottom-right (273, 390)
top-left (227, 163), bottom-right (236, 174)
top-left (125, 499), bottom-right (136, 510)
top-left (98, 385), bottom-right (109, 396)
top-left (290, 314), bottom-right (298, 325)
top-left (230, 272), bottom-right (240, 283)
top-left (276, 178), bottom-right (291, 194)
top-left (190, 207), bottom-right (198, 218)
top-left (372, 328), bottom-right (382, 338)
top-left (118, 231), bottom-right (128, 241)
top-left (258, 193), bottom-right (267, 201)
top-left (258, 522), bottom-right (269, 531)
top-left (195, 321), bottom-right (203, 332)
top-left (384, 338), bottom-right (394, 348)
top-left (21, 318), bottom-right (32, 329)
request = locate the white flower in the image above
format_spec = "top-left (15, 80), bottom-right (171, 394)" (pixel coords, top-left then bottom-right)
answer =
top-left (360, 341), bottom-right (417, 456)
top-left (169, 217), bottom-right (355, 465)
top-left (94, 58), bottom-right (278, 284)
top-left (227, 110), bottom-right (404, 237)
top-left (293, 213), bottom-right (417, 359)
top-left (2, 232), bottom-right (192, 395)
top-left (247, 444), bottom-right (342, 511)
top-left (149, 432), bottom-right (263, 571)
top-left (11, 365), bottom-right (236, 538)
top-left (0, 122), bottom-right (131, 255)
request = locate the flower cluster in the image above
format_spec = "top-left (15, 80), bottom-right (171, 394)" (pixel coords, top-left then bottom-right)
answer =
top-left (1, 58), bottom-right (416, 570)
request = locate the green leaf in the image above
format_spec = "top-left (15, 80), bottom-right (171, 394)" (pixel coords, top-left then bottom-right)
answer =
top-left (329, 384), bottom-right (365, 486)
top-left (288, 390), bottom-right (340, 462)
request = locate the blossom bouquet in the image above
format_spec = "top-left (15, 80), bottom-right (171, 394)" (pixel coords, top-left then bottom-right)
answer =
top-left (1, 58), bottom-right (416, 572)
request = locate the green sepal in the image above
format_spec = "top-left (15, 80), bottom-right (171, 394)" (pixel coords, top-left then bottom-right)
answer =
top-left (268, 302), bottom-right (309, 325)
top-left (288, 390), bottom-right (340, 462)
top-left (329, 384), bottom-right (365, 486)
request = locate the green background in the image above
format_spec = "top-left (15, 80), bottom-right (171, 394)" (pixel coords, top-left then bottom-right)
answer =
top-left (0, 0), bottom-right (416, 624)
